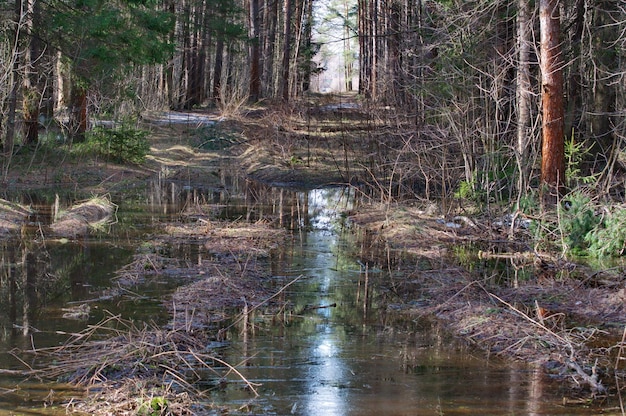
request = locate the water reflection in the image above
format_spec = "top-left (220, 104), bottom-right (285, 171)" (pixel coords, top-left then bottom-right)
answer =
top-left (303, 330), bottom-right (348, 416)
top-left (214, 185), bottom-right (605, 415)
top-left (0, 180), bottom-right (612, 415)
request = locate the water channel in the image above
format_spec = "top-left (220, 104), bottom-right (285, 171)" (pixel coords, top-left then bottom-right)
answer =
top-left (0, 180), bottom-right (616, 415)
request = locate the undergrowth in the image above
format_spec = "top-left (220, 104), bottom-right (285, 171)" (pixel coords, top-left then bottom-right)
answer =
top-left (527, 191), bottom-right (626, 259)
top-left (87, 124), bottom-right (150, 164)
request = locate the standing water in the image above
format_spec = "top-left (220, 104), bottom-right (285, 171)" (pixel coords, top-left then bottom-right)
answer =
top-left (0, 184), bottom-right (611, 415)
top-left (201, 187), bottom-right (602, 415)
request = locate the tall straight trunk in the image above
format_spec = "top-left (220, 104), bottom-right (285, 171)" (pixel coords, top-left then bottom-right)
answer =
top-left (388, 0), bottom-right (401, 103)
top-left (186, 3), bottom-right (204, 108)
top-left (4, 0), bottom-right (22, 156)
top-left (590, 0), bottom-right (618, 169)
top-left (249, 0), bottom-right (261, 102)
top-left (343, 0), bottom-right (353, 91)
top-left (299, 0), bottom-right (314, 93)
top-left (22, 0), bottom-right (41, 146)
top-left (414, 0), bottom-right (425, 124)
top-left (539, 0), bottom-right (565, 204)
top-left (262, 0), bottom-right (279, 97)
top-left (180, 3), bottom-right (192, 109)
top-left (369, 0), bottom-right (377, 99)
top-left (358, 0), bottom-right (374, 97)
top-left (563, 0), bottom-right (585, 169)
top-left (357, 0), bottom-right (367, 95)
top-left (212, 37), bottom-right (224, 102)
top-left (516, 0), bottom-right (532, 196)
top-left (281, 0), bottom-right (293, 101)
top-left (166, 1), bottom-right (177, 107)
top-left (68, 86), bottom-right (88, 142)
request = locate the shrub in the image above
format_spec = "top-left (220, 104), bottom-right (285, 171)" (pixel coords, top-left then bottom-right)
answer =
top-left (559, 192), bottom-right (601, 256)
top-left (586, 208), bottom-right (626, 258)
top-left (88, 124), bottom-right (150, 164)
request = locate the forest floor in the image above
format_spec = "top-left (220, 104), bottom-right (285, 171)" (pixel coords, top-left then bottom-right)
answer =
top-left (2, 93), bottom-right (625, 413)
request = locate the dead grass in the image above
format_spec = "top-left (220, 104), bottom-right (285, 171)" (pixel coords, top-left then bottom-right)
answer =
top-left (3, 95), bottom-right (624, 409)
top-left (21, 313), bottom-right (257, 415)
top-left (349, 203), bottom-right (626, 396)
top-left (50, 196), bottom-right (117, 237)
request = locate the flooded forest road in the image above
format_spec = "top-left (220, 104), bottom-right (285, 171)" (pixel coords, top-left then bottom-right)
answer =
top-left (0, 182), bottom-right (612, 415)
top-left (0, 106), bottom-right (624, 414)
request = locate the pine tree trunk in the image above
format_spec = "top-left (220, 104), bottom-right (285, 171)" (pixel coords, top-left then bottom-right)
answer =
top-left (590, 0), bottom-right (618, 168)
top-left (68, 86), bottom-right (88, 142)
top-left (212, 37), bottom-right (224, 103)
top-left (539, 0), bottom-right (565, 205)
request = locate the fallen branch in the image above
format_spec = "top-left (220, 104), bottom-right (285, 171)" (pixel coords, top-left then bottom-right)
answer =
top-left (568, 359), bottom-right (606, 395)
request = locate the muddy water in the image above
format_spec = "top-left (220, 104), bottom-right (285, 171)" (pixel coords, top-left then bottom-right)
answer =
top-left (0, 186), bottom-right (613, 415)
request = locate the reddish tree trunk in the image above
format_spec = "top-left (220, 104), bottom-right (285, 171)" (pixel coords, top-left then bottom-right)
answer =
top-left (69, 87), bottom-right (88, 142)
top-left (539, 0), bottom-right (565, 205)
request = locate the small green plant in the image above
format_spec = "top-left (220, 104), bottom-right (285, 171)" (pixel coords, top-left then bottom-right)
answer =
top-left (453, 174), bottom-right (485, 203)
top-left (518, 189), bottom-right (540, 215)
top-left (454, 179), bottom-right (474, 200)
top-left (88, 124), bottom-right (150, 164)
top-left (195, 124), bottom-right (240, 150)
top-left (558, 192), bottom-right (600, 256)
top-left (586, 209), bottom-right (626, 258)
top-left (137, 396), bottom-right (168, 416)
top-left (565, 132), bottom-right (600, 186)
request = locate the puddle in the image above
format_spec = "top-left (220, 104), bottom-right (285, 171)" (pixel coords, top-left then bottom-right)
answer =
top-left (0, 183), bottom-right (616, 414)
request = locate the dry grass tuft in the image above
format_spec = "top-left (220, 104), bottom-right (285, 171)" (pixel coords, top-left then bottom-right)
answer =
top-left (24, 313), bottom-right (259, 414)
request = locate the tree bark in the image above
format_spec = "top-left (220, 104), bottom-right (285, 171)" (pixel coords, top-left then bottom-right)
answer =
top-left (4, 0), bottom-right (24, 155)
top-left (516, 0), bottom-right (532, 196)
top-left (281, 0), bottom-right (293, 101)
top-left (590, 0), bottom-right (618, 169)
top-left (249, 0), bottom-right (262, 102)
top-left (68, 86), bottom-right (88, 142)
top-left (212, 37), bottom-right (224, 103)
top-left (539, 0), bottom-right (565, 205)
top-left (22, 0), bottom-right (41, 146)
top-left (388, 0), bottom-right (402, 104)
top-left (262, 0), bottom-right (279, 97)
top-left (358, 0), bottom-right (370, 97)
